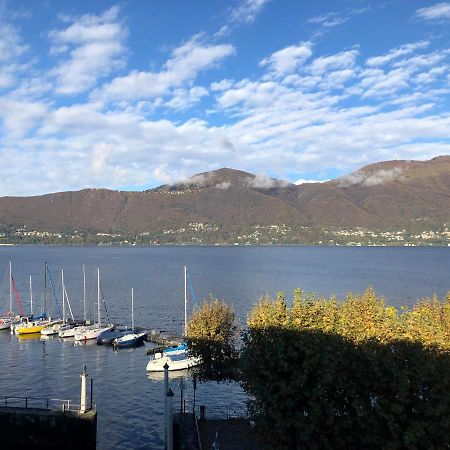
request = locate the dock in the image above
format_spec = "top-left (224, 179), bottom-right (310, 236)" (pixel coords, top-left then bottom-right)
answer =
top-left (145, 330), bottom-right (183, 355)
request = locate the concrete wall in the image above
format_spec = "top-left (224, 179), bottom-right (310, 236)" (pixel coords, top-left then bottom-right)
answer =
top-left (0, 406), bottom-right (97, 450)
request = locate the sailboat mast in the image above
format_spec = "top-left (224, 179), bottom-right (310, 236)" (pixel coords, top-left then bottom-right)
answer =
top-left (184, 266), bottom-right (187, 337)
top-left (29, 276), bottom-right (33, 316)
top-left (83, 264), bottom-right (86, 322)
top-left (9, 261), bottom-right (12, 315)
top-left (61, 269), bottom-right (65, 322)
top-left (131, 287), bottom-right (134, 332)
top-left (97, 268), bottom-right (101, 326)
top-left (44, 261), bottom-right (47, 316)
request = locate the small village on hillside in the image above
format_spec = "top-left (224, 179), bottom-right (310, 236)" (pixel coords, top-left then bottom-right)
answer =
top-left (2, 223), bottom-right (450, 246)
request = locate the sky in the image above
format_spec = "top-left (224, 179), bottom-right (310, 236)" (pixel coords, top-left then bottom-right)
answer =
top-left (0, 0), bottom-right (450, 196)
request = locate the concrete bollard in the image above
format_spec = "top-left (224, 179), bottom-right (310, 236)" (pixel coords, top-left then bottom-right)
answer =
top-left (80, 365), bottom-right (87, 414)
top-left (166, 388), bottom-right (174, 450)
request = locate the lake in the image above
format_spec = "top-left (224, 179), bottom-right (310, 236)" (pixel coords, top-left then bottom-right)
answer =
top-left (1, 245), bottom-right (449, 449)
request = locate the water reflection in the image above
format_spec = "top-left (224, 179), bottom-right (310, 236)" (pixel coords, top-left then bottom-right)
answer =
top-left (146, 368), bottom-right (190, 383)
top-left (17, 333), bottom-right (41, 341)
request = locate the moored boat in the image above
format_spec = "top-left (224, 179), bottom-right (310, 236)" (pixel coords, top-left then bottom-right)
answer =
top-left (74, 268), bottom-right (112, 341)
top-left (1, 262), bottom-right (25, 330)
top-left (97, 329), bottom-right (128, 345)
top-left (146, 350), bottom-right (201, 372)
top-left (114, 287), bottom-right (147, 348)
top-left (146, 266), bottom-right (201, 372)
top-left (16, 317), bottom-right (59, 335)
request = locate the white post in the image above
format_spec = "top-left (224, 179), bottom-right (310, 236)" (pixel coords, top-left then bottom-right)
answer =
top-left (29, 276), bottom-right (33, 316)
top-left (80, 365), bottom-right (88, 413)
top-left (83, 264), bottom-right (86, 322)
top-left (97, 268), bottom-right (101, 326)
top-left (184, 266), bottom-right (187, 337)
top-left (164, 362), bottom-right (169, 448)
top-left (9, 261), bottom-right (12, 315)
top-left (166, 388), bottom-right (174, 450)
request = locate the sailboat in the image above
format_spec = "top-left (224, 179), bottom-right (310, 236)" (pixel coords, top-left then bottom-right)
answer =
top-left (16, 262), bottom-right (59, 335)
top-left (0, 262), bottom-right (24, 330)
top-left (146, 266), bottom-right (201, 372)
top-left (42, 269), bottom-right (75, 336)
top-left (74, 268), bottom-right (112, 341)
top-left (113, 287), bottom-right (147, 348)
top-left (59, 264), bottom-right (87, 338)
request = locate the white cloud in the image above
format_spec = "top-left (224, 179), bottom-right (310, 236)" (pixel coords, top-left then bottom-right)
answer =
top-left (308, 12), bottom-right (349, 29)
top-left (295, 179), bottom-right (328, 185)
top-left (0, 11), bottom-right (28, 90)
top-left (309, 49), bottom-right (359, 74)
top-left (307, 7), bottom-right (370, 38)
top-left (366, 41), bottom-right (430, 67)
top-left (215, 181), bottom-right (232, 190)
top-left (260, 43), bottom-right (312, 76)
top-left (0, 97), bottom-right (47, 139)
top-left (96, 36), bottom-right (234, 102)
top-left (337, 167), bottom-right (404, 187)
top-left (164, 86), bottom-right (208, 111)
top-left (211, 79), bottom-right (234, 91)
top-left (245, 174), bottom-right (291, 189)
top-left (230, 0), bottom-right (271, 24)
top-left (49, 6), bottom-right (127, 95)
top-left (415, 2), bottom-right (450, 21)
top-left (0, 19), bottom-right (27, 64)
top-left (92, 142), bottom-right (110, 175)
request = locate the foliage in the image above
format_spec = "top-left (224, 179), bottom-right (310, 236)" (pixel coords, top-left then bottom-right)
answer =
top-left (186, 295), bottom-right (239, 381)
top-left (240, 288), bottom-right (450, 449)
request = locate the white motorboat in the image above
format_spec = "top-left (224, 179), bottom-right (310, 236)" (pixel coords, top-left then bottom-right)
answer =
top-left (146, 350), bottom-right (201, 372)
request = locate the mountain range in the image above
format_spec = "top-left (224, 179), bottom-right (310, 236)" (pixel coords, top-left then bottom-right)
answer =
top-left (1, 156), bottom-right (450, 245)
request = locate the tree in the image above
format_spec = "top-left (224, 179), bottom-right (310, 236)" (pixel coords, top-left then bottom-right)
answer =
top-left (240, 288), bottom-right (450, 449)
top-left (186, 295), bottom-right (239, 381)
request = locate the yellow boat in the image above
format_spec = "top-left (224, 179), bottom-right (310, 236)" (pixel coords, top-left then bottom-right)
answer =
top-left (16, 317), bottom-right (53, 335)
top-left (17, 323), bottom-right (45, 334)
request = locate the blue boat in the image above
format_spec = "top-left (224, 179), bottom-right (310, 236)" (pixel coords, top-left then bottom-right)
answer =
top-left (113, 287), bottom-right (147, 348)
top-left (97, 329), bottom-right (128, 345)
top-left (113, 331), bottom-right (147, 348)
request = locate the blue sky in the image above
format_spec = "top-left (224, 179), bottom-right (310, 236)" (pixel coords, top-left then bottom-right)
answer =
top-left (0, 0), bottom-right (450, 195)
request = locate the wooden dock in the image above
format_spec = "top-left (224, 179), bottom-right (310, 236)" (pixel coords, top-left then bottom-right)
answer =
top-left (145, 331), bottom-right (183, 355)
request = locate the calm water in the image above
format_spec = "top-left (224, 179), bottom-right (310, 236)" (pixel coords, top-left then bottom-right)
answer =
top-left (1, 245), bottom-right (450, 449)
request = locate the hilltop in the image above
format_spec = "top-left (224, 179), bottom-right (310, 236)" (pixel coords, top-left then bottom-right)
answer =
top-left (1, 156), bottom-right (450, 246)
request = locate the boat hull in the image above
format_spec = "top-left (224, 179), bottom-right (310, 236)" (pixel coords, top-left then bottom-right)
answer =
top-left (97, 329), bottom-right (128, 345)
top-left (74, 325), bottom-right (112, 341)
top-left (0, 319), bottom-right (14, 330)
top-left (146, 352), bottom-right (201, 372)
top-left (17, 324), bottom-right (45, 334)
top-left (114, 332), bottom-right (146, 348)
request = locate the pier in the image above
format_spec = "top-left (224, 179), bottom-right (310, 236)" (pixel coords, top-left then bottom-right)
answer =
top-left (0, 367), bottom-right (97, 450)
top-left (145, 329), bottom-right (183, 355)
